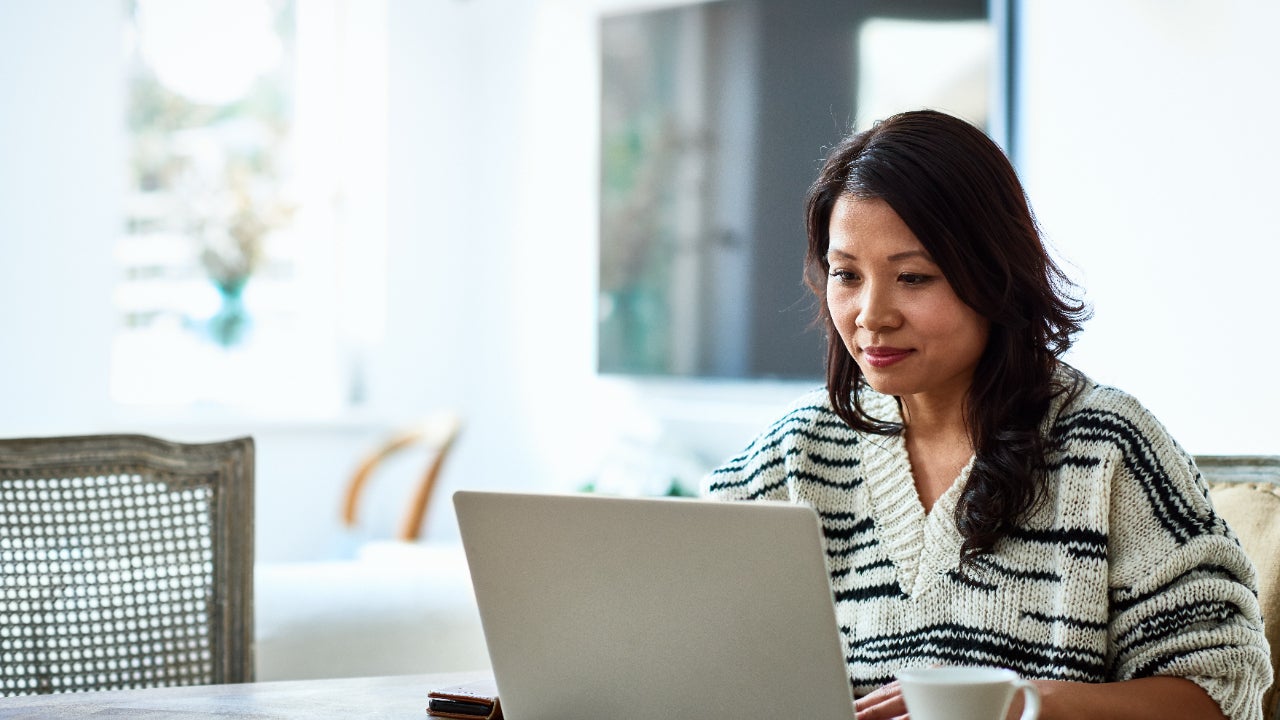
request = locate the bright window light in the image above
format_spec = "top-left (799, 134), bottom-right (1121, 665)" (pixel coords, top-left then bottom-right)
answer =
top-left (113, 0), bottom-right (387, 419)
top-left (856, 18), bottom-right (992, 131)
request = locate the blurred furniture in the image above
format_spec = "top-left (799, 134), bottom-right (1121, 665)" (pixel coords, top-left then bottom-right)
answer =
top-left (255, 414), bottom-right (487, 681)
top-left (254, 542), bottom-right (489, 680)
top-left (341, 413), bottom-right (462, 541)
top-left (1198, 455), bottom-right (1280, 720)
top-left (0, 434), bottom-right (255, 696)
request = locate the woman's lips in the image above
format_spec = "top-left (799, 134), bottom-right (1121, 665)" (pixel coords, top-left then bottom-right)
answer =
top-left (862, 346), bottom-right (912, 368)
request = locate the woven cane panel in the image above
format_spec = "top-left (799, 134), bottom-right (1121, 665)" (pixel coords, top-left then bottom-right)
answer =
top-left (0, 471), bottom-right (219, 695)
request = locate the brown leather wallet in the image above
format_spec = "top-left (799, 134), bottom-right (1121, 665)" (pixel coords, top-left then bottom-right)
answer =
top-left (426, 678), bottom-right (503, 720)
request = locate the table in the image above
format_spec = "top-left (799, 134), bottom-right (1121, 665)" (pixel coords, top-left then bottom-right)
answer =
top-left (0, 672), bottom-right (482, 719)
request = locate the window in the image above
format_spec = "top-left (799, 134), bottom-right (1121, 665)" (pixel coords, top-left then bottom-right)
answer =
top-left (597, 0), bottom-right (999, 381)
top-left (855, 17), bottom-right (993, 132)
top-left (114, 0), bottom-right (386, 418)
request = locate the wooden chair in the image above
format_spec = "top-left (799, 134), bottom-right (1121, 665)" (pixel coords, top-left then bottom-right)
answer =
top-left (1198, 455), bottom-right (1280, 720)
top-left (253, 415), bottom-right (477, 681)
top-left (341, 413), bottom-right (461, 542)
top-left (0, 434), bottom-right (254, 695)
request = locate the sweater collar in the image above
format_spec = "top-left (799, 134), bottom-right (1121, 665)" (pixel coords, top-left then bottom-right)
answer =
top-left (857, 390), bottom-right (972, 597)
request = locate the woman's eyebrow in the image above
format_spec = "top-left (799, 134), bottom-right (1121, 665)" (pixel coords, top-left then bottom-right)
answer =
top-left (827, 248), bottom-right (935, 263)
top-left (887, 250), bottom-right (934, 262)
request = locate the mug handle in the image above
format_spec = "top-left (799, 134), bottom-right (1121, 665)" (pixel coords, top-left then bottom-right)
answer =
top-left (1014, 678), bottom-right (1041, 720)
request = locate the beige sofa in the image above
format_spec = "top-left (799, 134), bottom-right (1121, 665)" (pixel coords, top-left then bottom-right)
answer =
top-left (1199, 456), bottom-right (1280, 720)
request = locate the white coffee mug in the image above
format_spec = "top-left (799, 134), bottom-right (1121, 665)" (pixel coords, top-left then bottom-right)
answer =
top-left (897, 666), bottom-right (1040, 720)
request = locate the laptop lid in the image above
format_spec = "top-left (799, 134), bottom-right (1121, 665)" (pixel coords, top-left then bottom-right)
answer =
top-left (453, 491), bottom-right (854, 720)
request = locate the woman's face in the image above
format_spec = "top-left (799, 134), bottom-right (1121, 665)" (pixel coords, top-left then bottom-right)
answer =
top-left (826, 195), bottom-right (990, 414)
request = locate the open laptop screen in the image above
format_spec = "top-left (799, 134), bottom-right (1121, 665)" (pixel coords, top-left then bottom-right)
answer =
top-left (454, 491), bottom-right (854, 720)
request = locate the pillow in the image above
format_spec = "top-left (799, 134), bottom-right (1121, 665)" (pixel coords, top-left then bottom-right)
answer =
top-left (1209, 481), bottom-right (1280, 720)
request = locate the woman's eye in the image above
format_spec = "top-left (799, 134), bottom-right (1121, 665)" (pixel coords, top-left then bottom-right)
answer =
top-left (829, 269), bottom-right (859, 283)
top-left (899, 273), bottom-right (931, 286)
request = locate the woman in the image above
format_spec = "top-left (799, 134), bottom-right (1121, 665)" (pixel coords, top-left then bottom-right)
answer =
top-left (702, 110), bottom-right (1270, 720)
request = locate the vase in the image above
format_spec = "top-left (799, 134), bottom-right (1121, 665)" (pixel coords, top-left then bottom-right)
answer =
top-left (208, 277), bottom-right (252, 347)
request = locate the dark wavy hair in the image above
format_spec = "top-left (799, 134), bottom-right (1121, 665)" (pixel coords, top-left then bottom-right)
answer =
top-left (802, 109), bottom-right (1089, 561)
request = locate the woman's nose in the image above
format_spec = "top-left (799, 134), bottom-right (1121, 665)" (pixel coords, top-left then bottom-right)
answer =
top-left (856, 282), bottom-right (900, 331)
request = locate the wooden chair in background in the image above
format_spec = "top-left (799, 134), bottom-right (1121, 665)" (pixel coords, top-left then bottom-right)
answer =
top-left (0, 434), bottom-right (254, 695)
top-left (1198, 455), bottom-right (1280, 720)
top-left (253, 414), bottom-right (481, 681)
top-left (341, 413), bottom-right (462, 542)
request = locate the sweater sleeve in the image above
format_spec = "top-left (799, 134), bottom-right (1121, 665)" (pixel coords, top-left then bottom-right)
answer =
top-left (700, 391), bottom-right (832, 503)
top-left (1094, 393), bottom-right (1272, 720)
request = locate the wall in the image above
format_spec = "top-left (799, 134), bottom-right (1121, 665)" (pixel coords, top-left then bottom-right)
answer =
top-left (3, 0), bottom-right (1278, 563)
top-left (0, 1), bottom-right (120, 432)
top-left (1016, 0), bottom-right (1280, 453)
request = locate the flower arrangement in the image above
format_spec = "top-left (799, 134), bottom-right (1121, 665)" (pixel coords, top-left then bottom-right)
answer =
top-left (197, 173), bottom-right (293, 294)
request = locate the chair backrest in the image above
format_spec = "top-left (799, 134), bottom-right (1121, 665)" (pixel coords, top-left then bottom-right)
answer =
top-left (341, 413), bottom-right (461, 542)
top-left (1197, 455), bottom-right (1280, 720)
top-left (0, 434), bottom-right (254, 695)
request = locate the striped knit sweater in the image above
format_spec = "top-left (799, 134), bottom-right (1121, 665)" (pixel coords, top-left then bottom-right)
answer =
top-left (703, 371), bottom-right (1272, 720)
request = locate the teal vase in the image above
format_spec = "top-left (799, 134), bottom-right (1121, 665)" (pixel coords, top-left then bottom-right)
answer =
top-left (209, 277), bottom-right (251, 347)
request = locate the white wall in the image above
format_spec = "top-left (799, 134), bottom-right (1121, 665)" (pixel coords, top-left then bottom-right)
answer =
top-left (1016, 0), bottom-right (1280, 453)
top-left (3, 0), bottom-right (1278, 563)
top-left (0, 1), bottom-right (121, 432)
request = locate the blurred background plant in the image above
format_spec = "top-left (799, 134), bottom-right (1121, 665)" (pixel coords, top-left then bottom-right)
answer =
top-left (124, 0), bottom-right (296, 347)
top-left (196, 165), bottom-right (295, 293)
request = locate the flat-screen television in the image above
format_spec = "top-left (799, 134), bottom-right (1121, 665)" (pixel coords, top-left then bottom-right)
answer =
top-left (597, 0), bottom-right (1007, 380)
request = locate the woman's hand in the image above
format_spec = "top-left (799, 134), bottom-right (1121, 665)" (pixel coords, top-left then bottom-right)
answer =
top-left (854, 680), bottom-right (909, 719)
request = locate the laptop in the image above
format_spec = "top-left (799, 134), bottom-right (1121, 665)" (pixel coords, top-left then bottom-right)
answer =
top-left (453, 490), bottom-right (855, 720)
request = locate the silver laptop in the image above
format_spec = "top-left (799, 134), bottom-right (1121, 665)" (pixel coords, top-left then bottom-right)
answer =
top-left (453, 490), bottom-right (855, 720)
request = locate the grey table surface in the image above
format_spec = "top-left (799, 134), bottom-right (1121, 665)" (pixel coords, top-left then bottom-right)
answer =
top-left (0, 671), bottom-right (483, 719)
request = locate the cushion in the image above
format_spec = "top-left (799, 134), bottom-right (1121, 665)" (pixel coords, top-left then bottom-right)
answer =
top-left (1209, 481), bottom-right (1280, 720)
top-left (254, 542), bottom-right (490, 681)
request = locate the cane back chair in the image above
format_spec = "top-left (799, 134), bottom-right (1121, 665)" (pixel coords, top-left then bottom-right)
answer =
top-left (1197, 455), bottom-right (1280, 720)
top-left (0, 434), bottom-right (254, 695)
